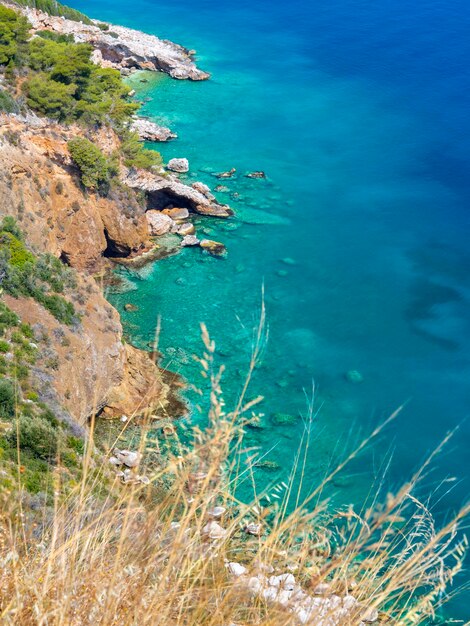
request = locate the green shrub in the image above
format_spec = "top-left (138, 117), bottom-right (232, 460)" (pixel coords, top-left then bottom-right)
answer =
top-left (0, 88), bottom-right (18, 113)
top-left (68, 137), bottom-right (109, 190)
top-left (8, 414), bottom-right (59, 460)
top-left (1, 216), bottom-right (23, 240)
top-left (14, 0), bottom-right (92, 24)
top-left (121, 131), bottom-right (163, 170)
top-left (0, 5), bottom-right (30, 66)
top-left (0, 379), bottom-right (16, 418)
top-left (1, 231), bottom-right (35, 268)
top-left (36, 29), bottom-right (74, 44)
top-left (0, 340), bottom-right (9, 353)
top-left (0, 303), bottom-right (19, 328)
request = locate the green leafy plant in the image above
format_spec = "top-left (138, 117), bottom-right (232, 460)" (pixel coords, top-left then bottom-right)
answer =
top-left (68, 137), bottom-right (109, 190)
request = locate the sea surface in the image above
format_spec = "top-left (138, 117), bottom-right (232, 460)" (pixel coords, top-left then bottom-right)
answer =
top-left (74, 0), bottom-right (470, 619)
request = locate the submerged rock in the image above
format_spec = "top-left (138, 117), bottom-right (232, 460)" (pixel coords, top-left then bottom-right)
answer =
top-left (245, 171), bottom-right (267, 179)
top-left (124, 303), bottom-right (139, 312)
top-left (345, 369), bottom-right (364, 384)
top-left (146, 210), bottom-right (174, 235)
top-left (167, 158), bottom-right (189, 173)
top-left (214, 167), bottom-right (236, 179)
top-left (271, 412), bottom-right (298, 425)
top-left (200, 239), bottom-right (226, 256)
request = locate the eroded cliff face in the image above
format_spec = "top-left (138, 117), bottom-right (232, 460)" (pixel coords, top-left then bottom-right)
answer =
top-left (0, 114), bottom-right (177, 429)
top-left (0, 115), bottom-right (151, 271)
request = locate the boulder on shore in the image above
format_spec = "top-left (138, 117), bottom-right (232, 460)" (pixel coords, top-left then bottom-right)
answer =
top-left (131, 117), bottom-right (177, 142)
top-left (146, 210), bottom-right (174, 235)
top-left (167, 158), bottom-right (189, 173)
top-left (181, 235), bottom-right (200, 247)
top-left (162, 207), bottom-right (190, 220)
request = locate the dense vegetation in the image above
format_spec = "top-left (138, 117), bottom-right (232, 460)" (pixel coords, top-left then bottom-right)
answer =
top-left (0, 4), bottom-right (162, 173)
top-left (13, 0), bottom-right (92, 24)
top-left (0, 217), bottom-right (77, 325)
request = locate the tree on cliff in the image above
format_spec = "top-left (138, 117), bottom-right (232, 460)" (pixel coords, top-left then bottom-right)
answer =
top-left (0, 5), bottom-right (29, 66)
top-left (68, 137), bottom-right (109, 190)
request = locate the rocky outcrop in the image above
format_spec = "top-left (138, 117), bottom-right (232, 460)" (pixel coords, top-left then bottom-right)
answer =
top-left (146, 210), bottom-right (174, 235)
top-left (3, 284), bottom-right (170, 427)
top-left (0, 115), bottom-right (151, 271)
top-left (131, 117), bottom-right (177, 142)
top-left (0, 115), bottom-right (178, 427)
top-left (10, 2), bottom-right (210, 81)
top-left (123, 168), bottom-right (233, 218)
top-left (167, 157), bottom-right (189, 173)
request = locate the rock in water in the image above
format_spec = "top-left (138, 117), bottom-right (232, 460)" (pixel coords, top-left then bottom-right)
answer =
top-left (214, 167), bottom-right (236, 179)
top-left (176, 222), bottom-right (196, 236)
top-left (271, 412), bottom-right (298, 425)
top-left (131, 117), bottom-right (177, 142)
top-left (181, 235), bottom-right (200, 246)
top-left (345, 370), bottom-right (364, 384)
top-left (146, 210), bottom-right (174, 235)
top-left (246, 171), bottom-right (267, 179)
top-left (167, 158), bottom-right (189, 173)
top-left (200, 239), bottom-right (226, 256)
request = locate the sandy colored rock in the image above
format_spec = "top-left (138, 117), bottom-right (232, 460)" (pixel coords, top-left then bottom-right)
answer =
top-left (162, 207), bottom-right (190, 220)
top-left (146, 210), bottom-right (174, 235)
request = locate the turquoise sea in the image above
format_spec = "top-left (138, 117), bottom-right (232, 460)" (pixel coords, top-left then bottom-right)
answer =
top-left (74, 0), bottom-right (470, 619)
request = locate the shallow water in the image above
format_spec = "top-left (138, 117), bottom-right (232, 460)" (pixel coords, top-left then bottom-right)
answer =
top-left (74, 0), bottom-right (470, 618)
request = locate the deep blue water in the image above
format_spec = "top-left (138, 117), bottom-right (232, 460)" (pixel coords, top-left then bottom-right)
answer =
top-left (73, 0), bottom-right (470, 619)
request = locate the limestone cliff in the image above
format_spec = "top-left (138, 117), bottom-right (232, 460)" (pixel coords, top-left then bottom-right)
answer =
top-left (0, 114), bottom-right (151, 271)
top-left (0, 114), bottom-right (178, 429)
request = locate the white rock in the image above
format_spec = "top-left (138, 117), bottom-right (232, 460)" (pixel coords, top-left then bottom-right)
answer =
top-left (201, 521), bottom-right (226, 540)
top-left (109, 456), bottom-right (122, 466)
top-left (268, 573), bottom-right (296, 590)
top-left (226, 562), bottom-right (247, 577)
top-left (246, 576), bottom-right (263, 594)
top-left (120, 415), bottom-right (128, 422)
top-left (207, 506), bottom-right (226, 519)
top-left (137, 475), bottom-right (150, 484)
top-left (361, 607), bottom-right (379, 623)
top-left (146, 210), bottom-right (174, 235)
top-left (167, 158), bottom-right (189, 173)
top-left (343, 595), bottom-right (357, 610)
top-left (192, 181), bottom-right (214, 199)
top-left (176, 222), bottom-right (196, 236)
top-left (114, 449), bottom-right (140, 468)
top-left (181, 235), bottom-right (200, 247)
top-left (244, 522), bottom-right (262, 536)
top-left (313, 582), bottom-right (332, 595)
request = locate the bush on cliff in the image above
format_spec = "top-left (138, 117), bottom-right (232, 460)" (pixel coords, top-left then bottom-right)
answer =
top-left (0, 379), bottom-right (16, 418)
top-left (0, 219), bottom-right (77, 325)
top-left (121, 130), bottom-right (163, 170)
top-left (68, 137), bottom-right (109, 190)
top-left (0, 4), bottom-right (29, 66)
top-left (23, 37), bottom-right (138, 125)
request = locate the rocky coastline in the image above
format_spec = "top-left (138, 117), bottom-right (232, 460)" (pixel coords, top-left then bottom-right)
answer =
top-left (5, 1), bottom-right (210, 80)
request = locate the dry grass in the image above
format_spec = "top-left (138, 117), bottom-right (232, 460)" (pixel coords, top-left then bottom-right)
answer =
top-left (0, 311), bottom-right (468, 625)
